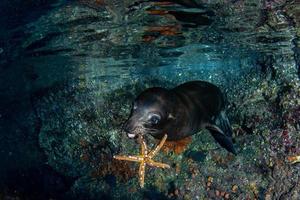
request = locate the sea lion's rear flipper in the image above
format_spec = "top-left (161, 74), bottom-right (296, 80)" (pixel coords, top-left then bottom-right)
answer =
top-left (206, 112), bottom-right (237, 155)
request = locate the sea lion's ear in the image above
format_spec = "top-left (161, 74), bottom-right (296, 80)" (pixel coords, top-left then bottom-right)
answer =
top-left (168, 113), bottom-right (176, 119)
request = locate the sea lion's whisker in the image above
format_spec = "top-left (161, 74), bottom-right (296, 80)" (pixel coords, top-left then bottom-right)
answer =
top-left (145, 128), bottom-right (158, 132)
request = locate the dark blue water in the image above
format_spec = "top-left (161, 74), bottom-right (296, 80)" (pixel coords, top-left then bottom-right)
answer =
top-left (0, 0), bottom-right (299, 199)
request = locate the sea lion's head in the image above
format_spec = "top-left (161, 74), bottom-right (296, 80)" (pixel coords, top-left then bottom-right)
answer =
top-left (124, 87), bottom-right (176, 139)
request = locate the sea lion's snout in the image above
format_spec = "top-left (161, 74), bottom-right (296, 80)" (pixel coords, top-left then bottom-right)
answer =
top-left (123, 120), bottom-right (134, 138)
top-left (123, 118), bottom-right (143, 139)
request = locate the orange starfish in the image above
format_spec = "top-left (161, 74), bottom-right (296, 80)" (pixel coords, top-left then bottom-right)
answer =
top-left (287, 155), bottom-right (300, 164)
top-left (114, 134), bottom-right (170, 188)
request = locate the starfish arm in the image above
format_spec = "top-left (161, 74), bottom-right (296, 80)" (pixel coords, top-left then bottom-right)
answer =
top-left (139, 161), bottom-right (146, 188)
top-left (113, 155), bottom-right (142, 162)
top-left (287, 155), bottom-right (300, 164)
top-left (147, 159), bottom-right (170, 169)
top-left (139, 135), bottom-right (148, 155)
top-left (148, 134), bottom-right (168, 158)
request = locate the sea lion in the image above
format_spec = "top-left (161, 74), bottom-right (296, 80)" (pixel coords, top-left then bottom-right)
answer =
top-left (124, 81), bottom-right (236, 154)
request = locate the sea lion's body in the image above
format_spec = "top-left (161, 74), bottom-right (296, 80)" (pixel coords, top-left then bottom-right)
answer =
top-left (124, 81), bottom-right (236, 154)
top-left (166, 81), bottom-right (225, 140)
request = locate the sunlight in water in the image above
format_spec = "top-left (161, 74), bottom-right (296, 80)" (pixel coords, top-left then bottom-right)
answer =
top-left (0, 0), bottom-right (299, 199)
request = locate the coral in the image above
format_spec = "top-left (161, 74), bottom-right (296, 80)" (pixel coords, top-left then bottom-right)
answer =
top-left (79, 0), bottom-right (105, 8)
top-left (211, 152), bottom-right (235, 167)
top-left (77, 137), bottom-right (136, 183)
top-left (161, 136), bottom-right (192, 154)
top-left (91, 158), bottom-right (136, 183)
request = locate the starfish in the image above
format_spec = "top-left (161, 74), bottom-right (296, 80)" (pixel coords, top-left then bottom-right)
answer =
top-left (113, 134), bottom-right (170, 188)
top-left (287, 155), bottom-right (300, 164)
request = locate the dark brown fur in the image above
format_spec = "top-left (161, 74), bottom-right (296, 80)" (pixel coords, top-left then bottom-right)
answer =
top-left (124, 81), bottom-right (236, 154)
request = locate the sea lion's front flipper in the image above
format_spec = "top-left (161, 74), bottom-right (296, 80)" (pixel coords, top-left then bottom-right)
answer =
top-left (206, 112), bottom-right (236, 155)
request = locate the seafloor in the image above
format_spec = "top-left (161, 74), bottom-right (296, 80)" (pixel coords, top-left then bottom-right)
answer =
top-left (31, 64), bottom-right (300, 200)
top-left (0, 0), bottom-right (300, 200)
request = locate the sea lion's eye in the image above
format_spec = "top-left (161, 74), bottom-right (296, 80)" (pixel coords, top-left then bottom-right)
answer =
top-left (149, 114), bottom-right (161, 125)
